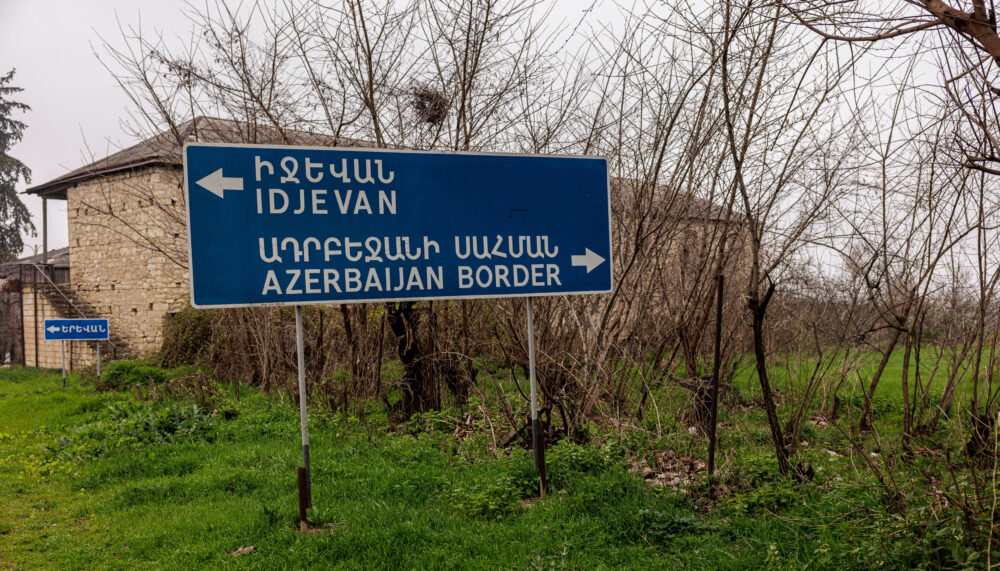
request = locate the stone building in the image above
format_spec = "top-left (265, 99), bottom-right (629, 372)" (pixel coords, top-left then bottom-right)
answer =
top-left (0, 248), bottom-right (73, 368)
top-left (18, 117), bottom-right (340, 365)
top-left (5, 116), bottom-right (743, 369)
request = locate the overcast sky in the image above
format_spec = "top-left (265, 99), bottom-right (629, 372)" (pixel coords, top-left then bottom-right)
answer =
top-left (1, 0), bottom-right (624, 259)
top-left (1, 1), bottom-right (197, 257)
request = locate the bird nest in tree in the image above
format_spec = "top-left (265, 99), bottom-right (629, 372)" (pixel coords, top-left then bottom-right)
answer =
top-left (411, 85), bottom-right (449, 125)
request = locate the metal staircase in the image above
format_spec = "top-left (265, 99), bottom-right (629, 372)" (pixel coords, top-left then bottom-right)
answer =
top-left (26, 264), bottom-right (125, 359)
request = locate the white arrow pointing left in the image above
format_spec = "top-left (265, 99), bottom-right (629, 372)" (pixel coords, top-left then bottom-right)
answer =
top-left (196, 168), bottom-right (244, 198)
top-left (46, 325), bottom-right (60, 333)
top-left (571, 248), bottom-right (606, 273)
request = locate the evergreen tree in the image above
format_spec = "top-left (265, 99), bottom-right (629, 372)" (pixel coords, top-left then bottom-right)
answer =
top-left (0, 69), bottom-right (34, 262)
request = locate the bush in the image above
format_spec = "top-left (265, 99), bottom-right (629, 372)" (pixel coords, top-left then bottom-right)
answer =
top-left (450, 475), bottom-right (524, 519)
top-left (867, 509), bottom-right (997, 570)
top-left (635, 508), bottom-right (714, 545)
top-left (159, 305), bottom-right (214, 367)
top-left (546, 440), bottom-right (614, 490)
top-left (52, 400), bottom-right (217, 460)
top-left (726, 452), bottom-right (786, 491)
top-left (726, 482), bottom-right (799, 515)
top-left (90, 360), bottom-right (195, 392)
top-left (97, 361), bottom-right (170, 390)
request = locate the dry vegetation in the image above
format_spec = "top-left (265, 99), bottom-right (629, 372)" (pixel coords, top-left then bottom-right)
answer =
top-left (66, 0), bottom-right (1000, 563)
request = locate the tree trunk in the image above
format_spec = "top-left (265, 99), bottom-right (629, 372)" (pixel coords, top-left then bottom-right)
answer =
top-left (900, 331), bottom-right (913, 457)
top-left (964, 412), bottom-right (995, 459)
top-left (386, 302), bottom-right (432, 417)
top-left (338, 305), bottom-right (359, 411)
top-left (749, 283), bottom-right (789, 476)
top-left (859, 327), bottom-right (902, 431)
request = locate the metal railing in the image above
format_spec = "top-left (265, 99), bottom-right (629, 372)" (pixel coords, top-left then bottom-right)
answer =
top-left (27, 262), bottom-right (119, 353)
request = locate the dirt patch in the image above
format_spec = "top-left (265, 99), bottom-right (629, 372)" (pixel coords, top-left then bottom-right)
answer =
top-left (635, 449), bottom-right (707, 490)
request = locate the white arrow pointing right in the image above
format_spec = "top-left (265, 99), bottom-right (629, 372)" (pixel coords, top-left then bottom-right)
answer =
top-left (571, 248), bottom-right (606, 273)
top-left (196, 168), bottom-right (244, 199)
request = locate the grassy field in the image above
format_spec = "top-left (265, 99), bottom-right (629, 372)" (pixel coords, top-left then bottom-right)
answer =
top-left (0, 364), bottom-right (992, 569)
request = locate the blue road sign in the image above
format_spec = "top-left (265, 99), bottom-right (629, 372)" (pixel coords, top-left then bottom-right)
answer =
top-left (183, 143), bottom-right (612, 308)
top-left (44, 318), bottom-right (109, 341)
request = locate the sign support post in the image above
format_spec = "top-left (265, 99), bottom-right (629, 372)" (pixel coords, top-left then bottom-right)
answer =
top-left (60, 340), bottom-right (66, 389)
top-left (183, 143), bottom-right (612, 515)
top-left (526, 298), bottom-right (547, 496)
top-left (45, 319), bottom-right (110, 387)
top-left (294, 305), bottom-right (312, 529)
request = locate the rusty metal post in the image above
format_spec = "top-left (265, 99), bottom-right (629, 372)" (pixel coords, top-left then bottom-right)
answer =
top-left (297, 467), bottom-right (309, 532)
top-left (707, 276), bottom-right (724, 481)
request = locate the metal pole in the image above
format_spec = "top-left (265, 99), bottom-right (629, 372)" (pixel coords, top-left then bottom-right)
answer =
top-left (96, 342), bottom-right (101, 383)
top-left (526, 298), bottom-right (546, 496)
top-left (707, 276), bottom-right (724, 481)
top-left (295, 305), bottom-right (312, 517)
top-left (32, 277), bottom-right (38, 367)
top-left (61, 340), bottom-right (66, 389)
top-left (42, 198), bottom-right (48, 265)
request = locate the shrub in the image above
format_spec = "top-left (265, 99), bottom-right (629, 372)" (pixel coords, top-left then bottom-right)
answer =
top-left (450, 475), bottom-right (523, 519)
top-left (52, 400), bottom-right (217, 460)
top-left (97, 361), bottom-right (170, 390)
top-left (546, 440), bottom-right (614, 490)
top-left (406, 409), bottom-right (459, 435)
top-left (635, 508), bottom-right (714, 545)
top-left (91, 360), bottom-right (195, 392)
top-left (159, 305), bottom-right (214, 367)
top-left (727, 452), bottom-right (785, 491)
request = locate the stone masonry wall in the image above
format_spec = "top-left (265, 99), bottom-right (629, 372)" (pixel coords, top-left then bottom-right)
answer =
top-left (66, 167), bottom-right (189, 355)
top-left (22, 284), bottom-right (99, 369)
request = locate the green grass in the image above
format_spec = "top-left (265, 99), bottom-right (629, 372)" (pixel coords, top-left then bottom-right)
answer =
top-left (0, 364), bottom-right (992, 569)
top-left (725, 346), bottom-right (977, 428)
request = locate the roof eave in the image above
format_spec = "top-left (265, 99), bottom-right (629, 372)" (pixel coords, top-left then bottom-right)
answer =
top-left (24, 158), bottom-right (178, 199)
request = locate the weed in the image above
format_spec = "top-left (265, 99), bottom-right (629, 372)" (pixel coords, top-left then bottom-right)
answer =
top-left (50, 400), bottom-right (217, 461)
top-left (158, 305), bottom-right (214, 368)
top-left (406, 409), bottom-right (459, 435)
top-left (1, 366), bottom-right (995, 569)
top-left (634, 507), bottom-right (714, 545)
top-left (450, 475), bottom-right (525, 519)
top-left (89, 360), bottom-right (194, 391)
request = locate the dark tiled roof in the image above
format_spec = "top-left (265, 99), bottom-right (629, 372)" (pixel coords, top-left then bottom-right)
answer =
top-left (26, 117), bottom-right (358, 199)
top-left (0, 247), bottom-right (70, 274)
top-left (28, 117), bottom-right (738, 223)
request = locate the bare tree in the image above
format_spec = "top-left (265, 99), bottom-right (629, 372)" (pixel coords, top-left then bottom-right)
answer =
top-left (782, 0), bottom-right (1000, 176)
top-left (713, 0), bottom-right (866, 473)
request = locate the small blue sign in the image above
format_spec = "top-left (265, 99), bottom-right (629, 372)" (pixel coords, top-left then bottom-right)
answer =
top-left (183, 143), bottom-right (612, 308)
top-left (44, 319), bottom-right (109, 341)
